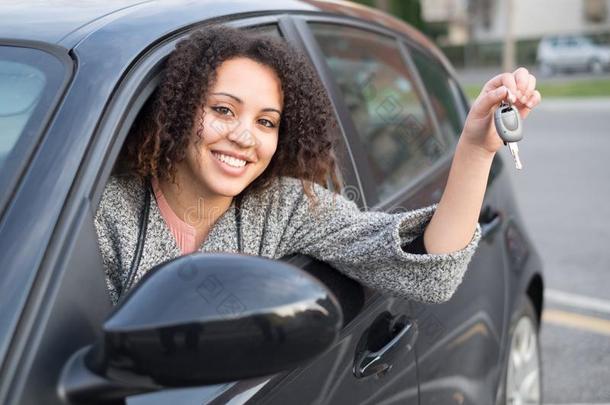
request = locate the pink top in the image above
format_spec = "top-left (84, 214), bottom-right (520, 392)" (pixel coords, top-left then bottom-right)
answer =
top-left (151, 177), bottom-right (199, 255)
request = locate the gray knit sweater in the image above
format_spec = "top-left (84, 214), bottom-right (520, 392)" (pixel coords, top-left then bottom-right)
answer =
top-left (94, 174), bottom-right (482, 306)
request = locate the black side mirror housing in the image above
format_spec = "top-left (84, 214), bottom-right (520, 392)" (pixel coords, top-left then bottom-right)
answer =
top-left (60, 253), bottom-right (343, 401)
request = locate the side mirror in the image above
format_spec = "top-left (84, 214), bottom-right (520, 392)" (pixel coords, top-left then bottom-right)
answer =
top-left (60, 253), bottom-right (343, 402)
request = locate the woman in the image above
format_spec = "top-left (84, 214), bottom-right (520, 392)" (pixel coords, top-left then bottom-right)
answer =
top-left (95, 25), bottom-right (541, 306)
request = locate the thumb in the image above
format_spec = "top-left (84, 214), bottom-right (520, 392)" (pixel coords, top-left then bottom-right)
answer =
top-left (472, 86), bottom-right (515, 117)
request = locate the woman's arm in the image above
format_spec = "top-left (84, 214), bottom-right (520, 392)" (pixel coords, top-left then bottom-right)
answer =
top-left (423, 67), bottom-right (541, 254)
top-left (275, 176), bottom-right (482, 304)
top-left (423, 139), bottom-right (493, 254)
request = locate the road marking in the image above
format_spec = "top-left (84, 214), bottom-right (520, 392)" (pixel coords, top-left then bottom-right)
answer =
top-left (545, 403), bottom-right (610, 405)
top-left (545, 289), bottom-right (610, 315)
top-left (543, 309), bottom-right (610, 337)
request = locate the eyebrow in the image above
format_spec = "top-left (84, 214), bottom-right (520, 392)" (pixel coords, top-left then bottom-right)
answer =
top-left (211, 92), bottom-right (282, 115)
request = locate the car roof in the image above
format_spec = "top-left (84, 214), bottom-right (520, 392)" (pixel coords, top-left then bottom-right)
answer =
top-left (0, 0), bottom-right (153, 45)
top-left (0, 0), bottom-right (437, 52)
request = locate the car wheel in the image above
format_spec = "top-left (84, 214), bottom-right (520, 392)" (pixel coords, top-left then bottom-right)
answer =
top-left (504, 297), bottom-right (542, 405)
top-left (589, 59), bottom-right (603, 74)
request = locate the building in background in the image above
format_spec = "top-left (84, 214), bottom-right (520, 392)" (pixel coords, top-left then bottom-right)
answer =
top-left (421, 0), bottom-right (610, 67)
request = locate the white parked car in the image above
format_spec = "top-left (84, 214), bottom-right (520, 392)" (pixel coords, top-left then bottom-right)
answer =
top-left (537, 34), bottom-right (610, 75)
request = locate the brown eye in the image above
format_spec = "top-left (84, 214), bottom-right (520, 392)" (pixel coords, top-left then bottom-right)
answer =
top-left (258, 118), bottom-right (276, 128)
top-left (212, 106), bottom-right (234, 116)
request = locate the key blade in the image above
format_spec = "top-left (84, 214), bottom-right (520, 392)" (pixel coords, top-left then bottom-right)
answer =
top-left (508, 142), bottom-right (523, 170)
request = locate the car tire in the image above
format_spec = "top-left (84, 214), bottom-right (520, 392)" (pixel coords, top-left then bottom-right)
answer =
top-left (499, 296), bottom-right (543, 405)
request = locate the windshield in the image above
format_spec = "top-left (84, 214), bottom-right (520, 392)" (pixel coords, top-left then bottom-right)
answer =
top-left (0, 46), bottom-right (66, 209)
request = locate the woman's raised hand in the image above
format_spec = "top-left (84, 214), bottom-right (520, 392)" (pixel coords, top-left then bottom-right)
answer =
top-left (460, 67), bottom-right (542, 155)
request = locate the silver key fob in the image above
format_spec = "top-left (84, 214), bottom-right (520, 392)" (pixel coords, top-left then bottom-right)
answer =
top-left (494, 101), bottom-right (522, 145)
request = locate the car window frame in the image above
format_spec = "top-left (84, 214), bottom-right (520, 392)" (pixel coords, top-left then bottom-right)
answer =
top-left (405, 41), bottom-right (467, 144)
top-left (0, 41), bottom-right (73, 378)
top-left (0, 40), bottom-right (73, 221)
top-left (399, 38), bottom-right (471, 138)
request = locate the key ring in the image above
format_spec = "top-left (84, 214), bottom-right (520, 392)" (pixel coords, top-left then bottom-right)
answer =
top-left (499, 98), bottom-right (512, 112)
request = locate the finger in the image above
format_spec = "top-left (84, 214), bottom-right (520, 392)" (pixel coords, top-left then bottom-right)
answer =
top-left (519, 90), bottom-right (542, 120)
top-left (527, 90), bottom-right (541, 108)
top-left (523, 73), bottom-right (536, 101)
top-left (513, 73), bottom-right (536, 109)
top-left (513, 67), bottom-right (531, 102)
top-left (472, 85), bottom-right (511, 117)
top-left (482, 73), bottom-right (518, 103)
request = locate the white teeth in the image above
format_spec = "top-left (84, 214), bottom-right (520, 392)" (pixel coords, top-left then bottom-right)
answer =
top-left (212, 152), bottom-right (247, 168)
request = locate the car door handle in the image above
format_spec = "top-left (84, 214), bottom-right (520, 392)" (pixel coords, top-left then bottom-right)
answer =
top-left (479, 206), bottom-right (503, 238)
top-left (353, 318), bottom-right (418, 379)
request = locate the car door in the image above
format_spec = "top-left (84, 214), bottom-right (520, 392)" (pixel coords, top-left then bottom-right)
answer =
top-left (301, 19), bottom-right (456, 405)
top-left (299, 18), bottom-right (510, 404)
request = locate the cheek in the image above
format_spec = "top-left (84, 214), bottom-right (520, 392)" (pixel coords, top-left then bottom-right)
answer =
top-left (201, 118), bottom-right (226, 143)
top-left (258, 135), bottom-right (279, 162)
top-left (185, 132), bottom-right (214, 169)
top-left (185, 142), bottom-right (203, 170)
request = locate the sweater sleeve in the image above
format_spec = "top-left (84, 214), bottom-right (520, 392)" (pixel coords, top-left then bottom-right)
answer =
top-left (402, 233), bottom-right (428, 254)
top-left (278, 177), bottom-right (482, 304)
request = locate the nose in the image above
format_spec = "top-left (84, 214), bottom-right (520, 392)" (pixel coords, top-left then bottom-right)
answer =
top-left (227, 124), bottom-right (259, 148)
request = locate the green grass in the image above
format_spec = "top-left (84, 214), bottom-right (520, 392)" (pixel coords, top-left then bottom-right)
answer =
top-left (463, 78), bottom-right (610, 100)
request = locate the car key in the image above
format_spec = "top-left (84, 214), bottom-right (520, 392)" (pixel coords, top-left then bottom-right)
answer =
top-left (494, 99), bottom-right (523, 170)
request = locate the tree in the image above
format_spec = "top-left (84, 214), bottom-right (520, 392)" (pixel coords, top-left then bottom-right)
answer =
top-left (352, 0), bottom-right (426, 33)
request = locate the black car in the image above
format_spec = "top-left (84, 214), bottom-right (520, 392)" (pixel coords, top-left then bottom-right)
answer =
top-left (0, 1), bottom-right (545, 404)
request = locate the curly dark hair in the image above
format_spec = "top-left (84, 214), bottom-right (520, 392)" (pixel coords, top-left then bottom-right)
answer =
top-left (119, 24), bottom-right (341, 202)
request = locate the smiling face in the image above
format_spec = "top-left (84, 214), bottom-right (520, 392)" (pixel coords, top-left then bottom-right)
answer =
top-left (176, 57), bottom-right (283, 199)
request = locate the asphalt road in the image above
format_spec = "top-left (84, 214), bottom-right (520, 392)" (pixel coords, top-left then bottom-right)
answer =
top-left (504, 97), bottom-right (610, 404)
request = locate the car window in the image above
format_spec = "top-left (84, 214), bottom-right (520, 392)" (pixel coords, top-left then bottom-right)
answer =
top-left (577, 36), bottom-right (593, 46)
top-left (309, 23), bottom-right (447, 201)
top-left (409, 46), bottom-right (463, 143)
top-left (0, 46), bottom-right (66, 206)
top-left (556, 38), bottom-right (568, 48)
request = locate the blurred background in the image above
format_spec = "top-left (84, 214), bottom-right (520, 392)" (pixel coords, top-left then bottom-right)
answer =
top-left (355, 0), bottom-right (610, 96)
top-left (353, 0), bottom-right (610, 404)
